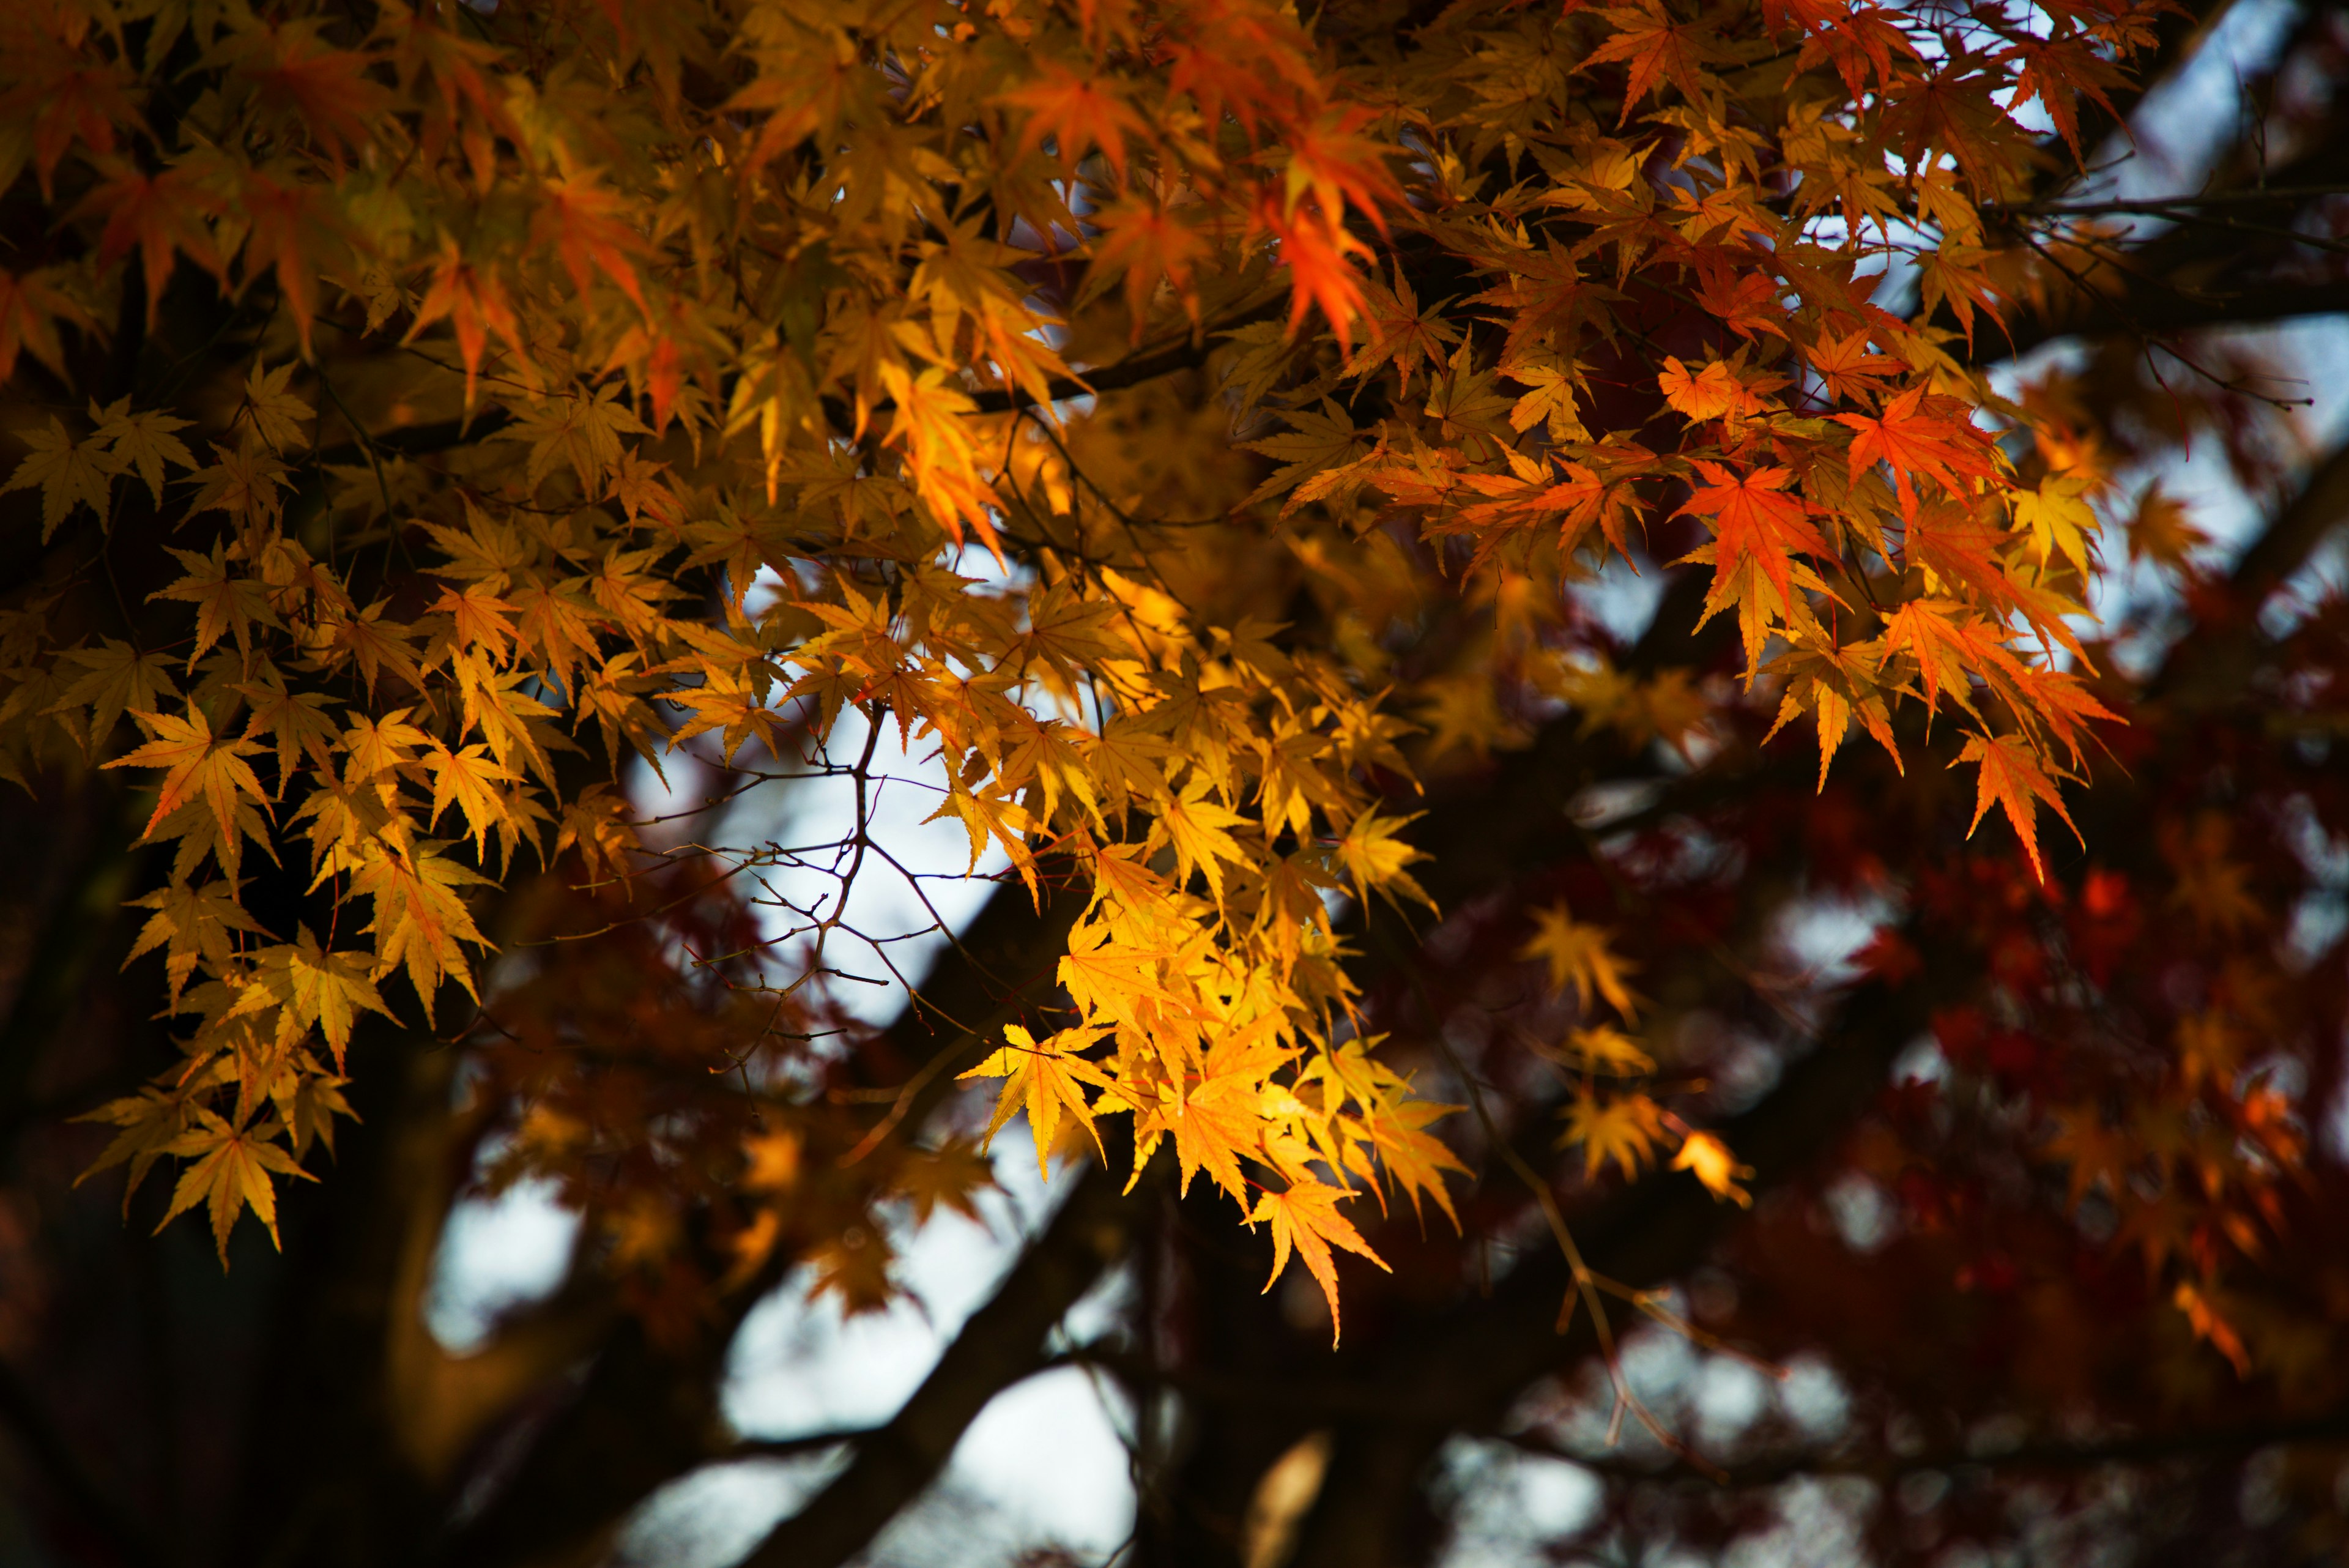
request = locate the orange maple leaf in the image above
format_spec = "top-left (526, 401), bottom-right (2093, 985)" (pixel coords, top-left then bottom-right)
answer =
top-left (0, 266), bottom-right (89, 387)
top-left (236, 169), bottom-right (341, 359)
top-left (536, 171), bottom-right (653, 313)
top-left (1584, 2), bottom-right (1732, 120)
top-left (1671, 1130), bottom-right (1754, 1206)
top-left (1279, 106), bottom-right (1400, 239)
top-left (1659, 356), bottom-right (1766, 422)
top-left (69, 164), bottom-right (228, 324)
top-left (1263, 196), bottom-right (1373, 351)
top-left (1834, 385), bottom-right (2002, 518)
top-left (1001, 65), bottom-right (1150, 181)
top-left (1675, 461), bottom-right (1833, 613)
top-left (1085, 198), bottom-right (1209, 335)
top-left (406, 240), bottom-right (529, 409)
top-left (1250, 1177), bottom-right (1389, 1345)
top-left (160, 1110), bottom-right (311, 1258)
top-left (236, 21), bottom-right (388, 169)
top-left (1804, 327), bottom-right (1901, 404)
top-left (1956, 730), bottom-right (2080, 883)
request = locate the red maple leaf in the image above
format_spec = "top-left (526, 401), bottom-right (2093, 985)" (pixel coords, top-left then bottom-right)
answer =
top-left (69, 163), bottom-right (228, 324)
top-left (1834, 385), bottom-right (2002, 517)
top-left (1583, 1), bottom-right (1733, 120)
top-left (1676, 460), bottom-right (1833, 609)
top-left (1001, 64), bottom-right (1151, 182)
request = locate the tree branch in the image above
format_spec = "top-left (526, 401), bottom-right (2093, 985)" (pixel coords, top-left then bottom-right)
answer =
top-left (1282, 970), bottom-right (1938, 1568)
top-left (1974, 279), bottom-right (2349, 366)
top-left (1498, 1399), bottom-right (2349, 1488)
top-left (738, 1159), bottom-right (1144, 1568)
top-left (2148, 431), bottom-right (2349, 708)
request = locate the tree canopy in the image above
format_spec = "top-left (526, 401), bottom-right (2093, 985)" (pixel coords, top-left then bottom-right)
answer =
top-left (2, 0), bottom-right (2349, 1561)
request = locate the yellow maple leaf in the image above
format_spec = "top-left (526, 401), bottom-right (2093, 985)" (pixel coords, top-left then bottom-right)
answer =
top-left (105, 704), bottom-right (272, 845)
top-left (2011, 474), bottom-right (2099, 577)
top-left (1250, 1177), bottom-right (1389, 1345)
top-left (159, 1110), bottom-right (313, 1258)
top-left (961, 1024), bottom-right (1112, 1180)
top-left (258, 928), bottom-right (396, 1068)
top-left (1518, 904), bottom-right (1642, 1020)
top-left (1671, 1130), bottom-right (1754, 1206)
top-left (1560, 1089), bottom-right (1664, 1180)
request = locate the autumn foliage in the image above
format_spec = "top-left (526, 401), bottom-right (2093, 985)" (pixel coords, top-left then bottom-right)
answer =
top-left (4, 0), bottom-right (2349, 1559)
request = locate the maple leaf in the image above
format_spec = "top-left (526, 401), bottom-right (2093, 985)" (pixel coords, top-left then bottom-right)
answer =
top-left (1804, 328), bottom-right (1901, 404)
top-left (1835, 385), bottom-right (2003, 518)
top-left (1671, 1130), bottom-right (1754, 1206)
top-left (1583, 1), bottom-right (1733, 118)
top-left (259, 927), bottom-right (396, 1069)
top-left (105, 704), bottom-right (272, 845)
top-left (876, 363), bottom-right (1002, 547)
top-left (406, 241), bottom-right (529, 409)
top-left (347, 844), bottom-right (494, 1013)
top-left (806, 1227), bottom-right (897, 1317)
top-left (535, 170), bottom-right (653, 313)
top-left (0, 267), bottom-right (88, 387)
top-left (1244, 400), bottom-right (1369, 508)
top-left (48, 637), bottom-right (177, 752)
top-left (1880, 598), bottom-right (2020, 717)
top-left (185, 440), bottom-right (292, 527)
top-left (893, 1137), bottom-right (996, 1225)
top-left (234, 671), bottom-right (341, 787)
top-left (1358, 1098), bottom-right (1469, 1229)
top-left (1250, 1177), bottom-right (1389, 1345)
top-left (1001, 65), bottom-right (1149, 181)
top-left (1692, 269), bottom-right (1789, 340)
top-left (2126, 483), bottom-right (2208, 571)
top-left (2007, 35), bottom-right (2126, 162)
top-left (232, 20), bottom-right (387, 168)
top-left (160, 1109), bottom-right (312, 1258)
top-left (87, 398), bottom-right (197, 506)
top-left (4, 417), bottom-right (123, 539)
top-left (125, 878), bottom-right (267, 1005)
top-left (1280, 106), bottom-right (1401, 238)
top-left (2042, 1105), bottom-right (2133, 1208)
top-left (240, 362), bottom-right (315, 453)
top-left (2160, 814), bottom-right (2266, 938)
top-left (1658, 356), bottom-right (1764, 423)
top-left (155, 542), bottom-right (284, 668)
top-left (1154, 776), bottom-right (1252, 904)
top-left (497, 386), bottom-right (653, 497)
top-left (1504, 357), bottom-right (1590, 442)
top-left (2011, 473), bottom-right (2099, 577)
top-left (423, 740), bottom-right (520, 859)
top-left (1676, 460), bottom-right (1835, 618)
top-left (1764, 641), bottom-right (1902, 788)
top-left (1560, 1024), bottom-right (1656, 1076)
top-left (1955, 730), bottom-right (2080, 883)
top-left (69, 164), bottom-right (228, 324)
top-left (1519, 904), bottom-right (1641, 1020)
top-left (1083, 198), bottom-right (1209, 335)
top-left (283, 1064), bottom-right (355, 1161)
top-left (961, 1024), bottom-right (1113, 1180)
top-left (1334, 807), bottom-right (1434, 912)
top-left (234, 169), bottom-right (342, 359)
top-left (2173, 1281), bottom-right (2252, 1378)
top-left (1561, 1089), bottom-right (1666, 1180)
top-left (1262, 198), bottom-right (1373, 352)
